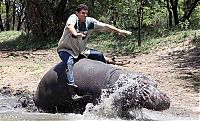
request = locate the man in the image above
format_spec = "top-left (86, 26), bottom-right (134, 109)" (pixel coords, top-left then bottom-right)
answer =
top-left (57, 4), bottom-right (132, 99)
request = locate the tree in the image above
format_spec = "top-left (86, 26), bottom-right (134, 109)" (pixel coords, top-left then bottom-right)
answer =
top-left (166, 0), bottom-right (173, 29)
top-left (52, 0), bottom-right (69, 35)
top-left (137, 0), bottom-right (145, 46)
top-left (165, 0), bottom-right (200, 27)
top-left (0, 0), bottom-right (199, 43)
top-left (24, 0), bottom-right (53, 41)
top-left (181, 0), bottom-right (200, 22)
top-left (12, 0), bottom-right (15, 30)
top-left (5, 0), bottom-right (11, 30)
top-left (0, 0), bottom-right (4, 31)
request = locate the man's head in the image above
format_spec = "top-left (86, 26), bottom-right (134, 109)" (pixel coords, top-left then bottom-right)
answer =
top-left (76, 4), bottom-right (88, 23)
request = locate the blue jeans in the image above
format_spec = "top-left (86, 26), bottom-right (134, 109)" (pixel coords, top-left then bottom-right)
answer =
top-left (58, 51), bottom-right (75, 84)
top-left (83, 49), bottom-right (106, 63)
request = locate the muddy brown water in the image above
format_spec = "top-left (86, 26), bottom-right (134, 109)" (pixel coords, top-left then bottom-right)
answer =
top-left (0, 86), bottom-right (199, 121)
top-left (0, 96), bottom-right (199, 121)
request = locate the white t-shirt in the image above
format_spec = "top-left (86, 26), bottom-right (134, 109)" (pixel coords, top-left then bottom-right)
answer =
top-left (57, 14), bottom-right (107, 58)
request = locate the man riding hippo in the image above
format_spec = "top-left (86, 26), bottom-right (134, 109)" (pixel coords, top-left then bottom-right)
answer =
top-left (33, 58), bottom-right (170, 116)
top-left (57, 4), bottom-right (131, 99)
top-left (33, 3), bottom-right (170, 117)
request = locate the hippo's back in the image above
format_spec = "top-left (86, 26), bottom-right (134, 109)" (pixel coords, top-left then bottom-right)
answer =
top-left (33, 58), bottom-right (123, 112)
top-left (73, 59), bottom-right (123, 96)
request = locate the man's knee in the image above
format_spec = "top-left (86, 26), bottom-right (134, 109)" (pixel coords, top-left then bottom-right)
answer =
top-left (88, 52), bottom-right (106, 63)
top-left (67, 57), bottom-right (74, 67)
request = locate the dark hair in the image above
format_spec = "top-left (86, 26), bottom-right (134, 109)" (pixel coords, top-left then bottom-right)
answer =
top-left (76, 4), bottom-right (88, 12)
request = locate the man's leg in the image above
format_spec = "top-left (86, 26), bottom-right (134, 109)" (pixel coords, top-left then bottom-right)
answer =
top-left (58, 51), bottom-right (83, 100)
top-left (58, 51), bottom-right (76, 87)
top-left (83, 49), bottom-right (106, 63)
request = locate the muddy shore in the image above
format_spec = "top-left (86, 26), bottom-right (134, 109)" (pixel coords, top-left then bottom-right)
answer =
top-left (0, 43), bottom-right (199, 118)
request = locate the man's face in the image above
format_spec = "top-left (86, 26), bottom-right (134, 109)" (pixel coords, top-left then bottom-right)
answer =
top-left (76, 9), bottom-right (88, 23)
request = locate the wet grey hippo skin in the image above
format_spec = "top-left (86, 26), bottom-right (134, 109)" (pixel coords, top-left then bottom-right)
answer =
top-left (33, 58), bottom-right (170, 114)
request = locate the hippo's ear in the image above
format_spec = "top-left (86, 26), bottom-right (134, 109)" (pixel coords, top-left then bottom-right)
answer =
top-left (141, 86), bottom-right (170, 111)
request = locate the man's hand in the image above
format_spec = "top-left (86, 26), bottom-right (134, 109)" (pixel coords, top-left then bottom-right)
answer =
top-left (67, 24), bottom-right (86, 39)
top-left (118, 30), bottom-right (132, 36)
top-left (104, 24), bottom-right (132, 36)
top-left (73, 33), bottom-right (86, 38)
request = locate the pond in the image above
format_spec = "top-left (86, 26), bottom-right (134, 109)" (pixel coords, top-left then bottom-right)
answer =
top-left (0, 92), bottom-right (198, 121)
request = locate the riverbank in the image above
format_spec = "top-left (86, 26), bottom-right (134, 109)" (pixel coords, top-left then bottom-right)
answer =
top-left (0, 36), bottom-right (199, 119)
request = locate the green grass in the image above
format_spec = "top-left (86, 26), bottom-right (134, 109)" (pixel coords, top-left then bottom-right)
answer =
top-left (0, 31), bottom-right (22, 42)
top-left (0, 30), bottom-right (199, 54)
top-left (0, 31), bottom-right (28, 50)
top-left (88, 29), bottom-right (200, 55)
top-left (0, 31), bottom-right (57, 50)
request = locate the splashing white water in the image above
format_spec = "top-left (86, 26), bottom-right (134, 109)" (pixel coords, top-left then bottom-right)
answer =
top-left (83, 73), bottom-right (146, 120)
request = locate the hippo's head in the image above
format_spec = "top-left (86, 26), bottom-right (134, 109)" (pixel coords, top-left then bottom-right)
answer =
top-left (111, 73), bottom-right (170, 111)
top-left (139, 83), bottom-right (170, 111)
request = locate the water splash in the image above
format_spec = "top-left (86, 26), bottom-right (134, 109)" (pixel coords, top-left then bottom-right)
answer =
top-left (83, 73), bottom-right (150, 120)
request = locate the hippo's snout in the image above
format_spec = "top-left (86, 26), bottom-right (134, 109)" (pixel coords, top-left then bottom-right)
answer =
top-left (140, 85), bottom-right (170, 111)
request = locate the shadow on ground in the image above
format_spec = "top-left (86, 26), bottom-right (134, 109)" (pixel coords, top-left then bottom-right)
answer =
top-left (170, 42), bottom-right (200, 92)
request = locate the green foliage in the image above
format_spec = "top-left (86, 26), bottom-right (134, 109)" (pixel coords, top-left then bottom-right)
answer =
top-left (88, 29), bottom-right (200, 55)
top-left (88, 32), bottom-right (137, 55)
top-left (0, 31), bottom-right (30, 50)
top-left (0, 0), bottom-right (200, 52)
top-left (192, 32), bottom-right (200, 44)
top-left (110, 0), bottom-right (138, 29)
top-left (179, 19), bottom-right (190, 30)
top-left (189, 5), bottom-right (200, 29)
top-left (0, 31), bottom-right (57, 50)
top-left (1, 29), bottom-right (199, 56)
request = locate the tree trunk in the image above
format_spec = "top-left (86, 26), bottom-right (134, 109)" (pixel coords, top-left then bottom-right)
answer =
top-left (5, 0), bottom-right (11, 31)
top-left (16, 0), bottom-right (25, 31)
top-left (170, 0), bottom-right (179, 26)
top-left (53, 0), bottom-right (68, 34)
top-left (166, 0), bottom-right (173, 29)
top-left (17, 15), bottom-right (22, 31)
top-left (0, 2), bottom-right (4, 31)
top-left (137, 0), bottom-right (144, 46)
top-left (0, 13), bottom-right (4, 31)
top-left (181, 0), bottom-right (200, 22)
top-left (12, 0), bottom-right (16, 30)
top-left (24, 0), bottom-right (52, 41)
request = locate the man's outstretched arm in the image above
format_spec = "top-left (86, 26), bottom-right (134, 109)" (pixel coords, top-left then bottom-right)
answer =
top-left (104, 24), bottom-right (132, 36)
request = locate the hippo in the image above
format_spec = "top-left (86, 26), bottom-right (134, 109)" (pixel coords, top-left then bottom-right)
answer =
top-left (33, 58), bottom-right (170, 115)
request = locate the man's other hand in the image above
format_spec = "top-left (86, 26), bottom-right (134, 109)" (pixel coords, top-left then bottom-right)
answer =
top-left (75, 33), bottom-right (86, 37)
top-left (119, 30), bottom-right (132, 36)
